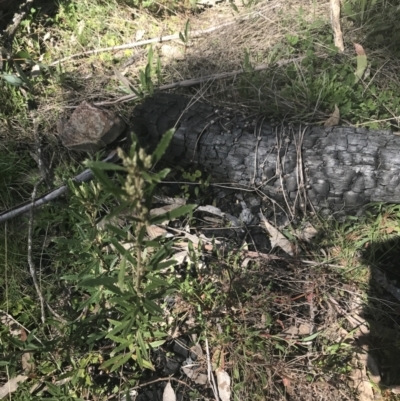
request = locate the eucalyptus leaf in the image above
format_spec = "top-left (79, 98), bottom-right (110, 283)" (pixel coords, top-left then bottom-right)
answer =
top-left (1, 74), bottom-right (23, 87)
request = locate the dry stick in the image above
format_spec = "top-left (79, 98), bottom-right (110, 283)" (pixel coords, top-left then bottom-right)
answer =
top-left (50, 20), bottom-right (238, 67)
top-left (205, 336), bottom-right (220, 401)
top-left (94, 58), bottom-right (304, 107)
top-left (276, 126), bottom-right (294, 221)
top-left (27, 179), bottom-right (46, 323)
top-left (330, 0), bottom-right (344, 53)
top-left (0, 150), bottom-right (119, 224)
top-left (27, 181), bottom-right (67, 324)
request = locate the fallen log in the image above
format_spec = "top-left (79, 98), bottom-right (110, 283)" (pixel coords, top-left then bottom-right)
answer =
top-left (132, 93), bottom-right (400, 218)
top-left (2, 92), bottom-right (399, 223)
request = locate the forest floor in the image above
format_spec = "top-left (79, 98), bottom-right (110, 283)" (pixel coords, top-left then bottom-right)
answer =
top-left (1, 0), bottom-right (400, 400)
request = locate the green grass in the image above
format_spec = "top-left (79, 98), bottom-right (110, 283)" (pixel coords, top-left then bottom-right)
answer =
top-left (2, 0), bottom-right (400, 399)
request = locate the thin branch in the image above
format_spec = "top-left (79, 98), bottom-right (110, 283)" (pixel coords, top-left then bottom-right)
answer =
top-left (50, 20), bottom-right (237, 66)
top-left (0, 150), bottom-right (119, 224)
top-left (94, 58), bottom-right (304, 107)
top-left (205, 336), bottom-right (220, 400)
top-left (27, 179), bottom-right (46, 323)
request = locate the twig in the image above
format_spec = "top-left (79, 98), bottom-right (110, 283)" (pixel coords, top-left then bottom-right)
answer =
top-left (275, 126), bottom-right (294, 221)
top-left (94, 59), bottom-right (304, 107)
top-left (0, 150), bottom-right (119, 224)
top-left (205, 336), bottom-right (219, 400)
top-left (27, 179), bottom-right (46, 323)
top-left (50, 21), bottom-right (237, 67)
top-left (330, 0), bottom-right (344, 53)
top-left (107, 376), bottom-right (198, 399)
top-left (27, 187), bottom-right (67, 324)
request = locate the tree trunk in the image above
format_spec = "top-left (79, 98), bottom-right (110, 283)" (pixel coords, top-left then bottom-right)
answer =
top-left (132, 93), bottom-right (400, 218)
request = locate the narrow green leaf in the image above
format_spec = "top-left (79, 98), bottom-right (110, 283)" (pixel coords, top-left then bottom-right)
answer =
top-left (79, 277), bottom-right (122, 295)
top-left (106, 224), bottom-right (129, 240)
top-left (106, 319), bottom-right (130, 338)
top-left (86, 161), bottom-right (126, 171)
top-left (137, 331), bottom-right (148, 356)
top-left (13, 63), bottom-right (33, 90)
top-left (149, 340), bottom-right (166, 348)
top-left (141, 358), bottom-right (155, 370)
top-left (147, 45), bottom-right (153, 66)
top-left (185, 19), bottom-right (190, 40)
top-left (301, 332), bottom-right (319, 342)
top-left (135, 346), bottom-right (143, 369)
top-left (110, 238), bottom-right (137, 266)
top-left (89, 168), bottom-right (115, 190)
top-left (143, 298), bottom-right (163, 315)
top-left (100, 352), bottom-right (132, 372)
top-left (139, 70), bottom-right (146, 88)
top-left (147, 276), bottom-right (170, 287)
top-left (156, 56), bottom-right (162, 84)
top-left (152, 128), bottom-right (175, 163)
top-left (145, 64), bottom-right (152, 80)
top-left (107, 334), bottom-right (130, 345)
top-left (111, 342), bottom-right (131, 356)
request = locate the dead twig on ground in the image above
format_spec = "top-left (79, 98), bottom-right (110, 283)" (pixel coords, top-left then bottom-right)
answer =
top-left (0, 150), bottom-right (119, 224)
top-left (50, 20), bottom-right (238, 67)
top-left (94, 59), bottom-right (304, 107)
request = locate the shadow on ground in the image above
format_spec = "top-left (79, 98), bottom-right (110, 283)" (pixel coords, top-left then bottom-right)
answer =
top-left (361, 236), bottom-right (400, 393)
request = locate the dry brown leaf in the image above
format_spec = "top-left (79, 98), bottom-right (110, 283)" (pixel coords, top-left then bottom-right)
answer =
top-left (294, 222), bottom-right (318, 242)
top-left (324, 104), bottom-right (340, 127)
top-left (163, 382), bottom-right (176, 401)
top-left (182, 365), bottom-right (208, 384)
top-left (20, 328), bottom-right (27, 342)
top-left (0, 375), bottom-right (28, 398)
top-left (21, 352), bottom-right (35, 374)
top-left (354, 43), bottom-right (366, 56)
top-left (146, 224), bottom-right (168, 239)
top-left (282, 323), bottom-right (311, 336)
top-left (259, 214), bottom-right (294, 255)
top-left (190, 343), bottom-right (203, 359)
top-left (216, 368), bottom-right (231, 401)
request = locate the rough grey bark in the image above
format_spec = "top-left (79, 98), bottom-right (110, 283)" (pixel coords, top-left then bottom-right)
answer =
top-left (132, 93), bottom-right (400, 218)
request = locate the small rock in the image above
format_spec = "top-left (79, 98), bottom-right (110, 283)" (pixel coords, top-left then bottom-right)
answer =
top-left (58, 101), bottom-right (127, 152)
